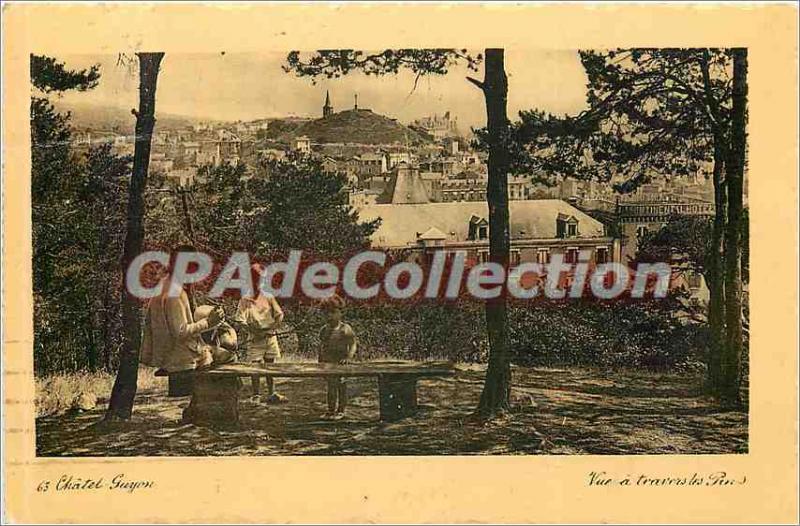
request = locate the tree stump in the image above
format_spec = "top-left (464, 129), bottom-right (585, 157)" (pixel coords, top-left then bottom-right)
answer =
top-left (167, 370), bottom-right (194, 397)
top-left (186, 375), bottom-right (240, 429)
top-left (378, 374), bottom-right (418, 422)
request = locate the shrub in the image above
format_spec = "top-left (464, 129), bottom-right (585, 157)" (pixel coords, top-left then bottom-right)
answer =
top-left (279, 295), bottom-right (703, 369)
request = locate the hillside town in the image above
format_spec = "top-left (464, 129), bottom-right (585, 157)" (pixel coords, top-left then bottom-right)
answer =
top-left (71, 89), bottom-right (721, 301)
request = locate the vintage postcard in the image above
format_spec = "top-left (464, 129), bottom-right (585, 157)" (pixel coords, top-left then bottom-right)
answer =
top-left (2, 2), bottom-right (798, 524)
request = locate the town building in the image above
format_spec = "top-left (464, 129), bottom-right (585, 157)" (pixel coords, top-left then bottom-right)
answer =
top-left (323, 90), bottom-right (334, 118)
top-left (411, 111), bottom-right (459, 139)
top-left (508, 176), bottom-right (530, 201)
top-left (387, 151), bottom-right (412, 169)
top-left (616, 196), bottom-right (715, 262)
top-left (356, 152), bottom-right (388, 177)
top-left (378, 163), bottom-right (430, 204)
top-left (358, 199), bottom-right (621, 268)
top-left (348, 188), bottom-right (381, 209)
top-left (293, 136), bottom-right (312, 154)
top-left (439, 171), bottom-right (487, 202)
top-left (420, 171), bottom-right (445, 202)
top-left (165, 168), bottom-right (196, 188)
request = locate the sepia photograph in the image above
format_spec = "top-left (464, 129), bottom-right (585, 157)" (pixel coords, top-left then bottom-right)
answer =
top-left (2, 3), bottom-right (798, 524)
top-left (31, 47), bottom-right (750, 457)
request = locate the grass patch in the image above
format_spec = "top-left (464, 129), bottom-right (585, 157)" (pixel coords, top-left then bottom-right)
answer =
top-left (35, 367), bottom-right (164, 418)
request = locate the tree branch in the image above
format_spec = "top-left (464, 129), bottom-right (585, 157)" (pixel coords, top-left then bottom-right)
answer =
top-left (700, 50), bottom-right (723, 131)
top-left (466, 76), bottom-right (485, 91)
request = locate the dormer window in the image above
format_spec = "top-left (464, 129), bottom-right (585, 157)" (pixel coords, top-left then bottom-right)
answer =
top-left (468, 215), bottom-right (490, 241)
top-left (557, 213), bottom-right (579, 238)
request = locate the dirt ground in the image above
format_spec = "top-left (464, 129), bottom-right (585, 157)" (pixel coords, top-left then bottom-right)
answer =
top-left (36, 366), bottom-right (748, 456)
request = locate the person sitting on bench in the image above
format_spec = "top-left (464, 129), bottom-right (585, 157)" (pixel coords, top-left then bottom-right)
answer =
top-left (141, 244), bottom-right (234, 374)
top-left (318, 295), bottom-right (357, 421)
top-left (195, 305), bottom-right (238, 353)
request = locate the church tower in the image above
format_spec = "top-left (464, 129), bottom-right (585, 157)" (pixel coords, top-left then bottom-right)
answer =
top-left (323, 90), bottom-right (333, 118)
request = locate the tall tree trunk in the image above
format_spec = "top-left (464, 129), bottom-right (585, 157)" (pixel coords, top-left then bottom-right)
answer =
top-left (99, 283), bottom-right (113, 371)
top-left (106, 52), bottom-right (164, 420)
top-left (721, 48), bottom-right (747, 405)
top-left (470, 49), bottom-right (512, 416)
top-left (706, 141), bottom-right (727, 395)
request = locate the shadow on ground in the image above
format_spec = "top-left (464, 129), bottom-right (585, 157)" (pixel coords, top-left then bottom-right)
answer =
top-left (36, 366), bottom-right (747, 456)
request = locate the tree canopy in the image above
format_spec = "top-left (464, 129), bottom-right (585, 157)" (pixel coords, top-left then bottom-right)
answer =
top-left (284, 49), bottom-right (482, 88)
top-left (31, 54), bottom-right (101, 94)
top-left (186, 155), bottom-right (380, 259)
top-left (494, 49), bottom-right (736, 192)
top-left (31, 55), bottom-right (132, 372)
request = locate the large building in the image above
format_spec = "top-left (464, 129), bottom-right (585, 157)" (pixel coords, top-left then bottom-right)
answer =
top-left (616, 196), bottom-right (715, 262)
top-left (378, 163), bottom-right (430, 204)
top-left (358, 199), bottom-right (620, 267)
top-left (411, 111), bottom-right (459, 139)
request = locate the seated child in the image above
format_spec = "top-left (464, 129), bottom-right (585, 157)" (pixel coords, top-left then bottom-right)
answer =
top-left (195, 305), bottom-right (238, 353)
top-left (318, 296), bottom-right (357, 420)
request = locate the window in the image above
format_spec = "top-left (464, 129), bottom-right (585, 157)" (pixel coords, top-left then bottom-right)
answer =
top-left (478, 250), bottom-right (490, 264)
top-left (556, 215), bottom-right (579, 238)
top-left (510, 249), bottom-right (521, 265)
top-left (636, 225), bottom-right (648, 238)
top-left (567, 223), bottom-right (578, 237)
top-left (536, 248), bottom-right (550, 265)
top-left (596, 246), bottom-right (609, 264)
top-left (469, 217), bottom-right (489, 241)
top-left (565, 248), bottom-right (580, 264)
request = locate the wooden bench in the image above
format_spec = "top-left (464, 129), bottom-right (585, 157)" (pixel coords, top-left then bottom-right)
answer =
top-left (161, 361), bottom-right (456, 428)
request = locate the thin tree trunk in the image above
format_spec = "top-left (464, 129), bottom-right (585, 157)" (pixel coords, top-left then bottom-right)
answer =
top-left (469, 49), bottom-right (512, 416)
top-left (721, 48), bottom-right (747, 405)
top-left (706, 141), bottom-right (727, 395)
top-left (179, 189), bottom-right (196, 242)
top-left (106, 52), bottom-right (164, 420)
top-left (178, 189), bottom-right (197, 312)
top-left (85, 318), bottom-right (98, 371)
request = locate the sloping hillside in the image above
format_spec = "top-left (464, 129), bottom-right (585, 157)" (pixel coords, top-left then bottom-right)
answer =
top-left (273, 109), bottom-right (430, 145)
top-left (262, 118), bottom-right (309, 141)
top-left (53, 101), bottom-right (204, 133)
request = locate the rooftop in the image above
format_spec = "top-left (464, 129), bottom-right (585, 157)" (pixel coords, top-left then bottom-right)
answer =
top-left (358, 199), bottom-right (606, 248)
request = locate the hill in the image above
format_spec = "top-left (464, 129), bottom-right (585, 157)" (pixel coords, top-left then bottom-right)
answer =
top-left (53, 101), bottom-right (205, 133)
top-left (269, 109), bottom-right (430, 145)
top-left (262, 118), bottom-right (309, 141)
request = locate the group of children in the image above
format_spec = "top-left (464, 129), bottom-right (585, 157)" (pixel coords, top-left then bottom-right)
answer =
top-left (227, 265), bottom-right (357, 421)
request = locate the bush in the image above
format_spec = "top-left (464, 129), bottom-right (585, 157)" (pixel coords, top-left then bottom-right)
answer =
top-left (279, 295), bottom-right (704, 369)
top-left (280, 300), bottom-right (486, 363)
top-left (507, 298), bottom-right (706, 368)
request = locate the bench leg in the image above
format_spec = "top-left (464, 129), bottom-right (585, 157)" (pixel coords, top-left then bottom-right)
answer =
top-left (378, 375), bottom-right (418, 422)
top-left (185, 375), bottom-right (240, 429)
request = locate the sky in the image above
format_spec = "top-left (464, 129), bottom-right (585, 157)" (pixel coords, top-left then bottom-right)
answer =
top-left (56, 50), bottom-right (590, 130)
